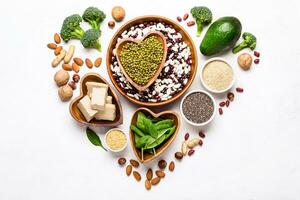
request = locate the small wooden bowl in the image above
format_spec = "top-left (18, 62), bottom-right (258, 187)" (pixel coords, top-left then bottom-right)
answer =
top-left (116, 31), bottom-right (167, 92)
top-left (129, 107), bottom-right (180, 163)
top-left (106, 15), bottom-right (198, 107)
top-left (69, 73), bottom-right (123, 127)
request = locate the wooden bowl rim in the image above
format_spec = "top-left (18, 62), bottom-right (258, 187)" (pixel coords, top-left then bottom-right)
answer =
top-left (129, 107), bottom-right (180, 163)
top-left (106, 15), bottom-right (198, 107)
top-left (69, 72), bottom-right (123, 127)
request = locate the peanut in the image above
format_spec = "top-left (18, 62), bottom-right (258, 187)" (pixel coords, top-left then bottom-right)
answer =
top-left (52, 49), bottom-right (66, 67)
top-left (181, 141), bottom-right (188, 155)
top-left (64, 45), bottom-right (75, 63)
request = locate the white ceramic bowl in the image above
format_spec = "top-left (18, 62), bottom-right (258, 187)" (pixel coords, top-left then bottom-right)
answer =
top-left (180, 90), bottom-right (216, 127)
top-left (200, 57), bottom-right (235, 94)
top-left (104, 128), bottom-right (127, 153)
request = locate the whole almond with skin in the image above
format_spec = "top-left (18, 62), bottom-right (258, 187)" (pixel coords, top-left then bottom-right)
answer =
top-left (130, 159), bottom-right (139, 168)
top-left (62, 63), bottom-right (72, 71)
top-left (85, 58), bottom-right (93, 68)
top-left (72, 63), bottom-right (80, 73)
top-left (94, 57), bottom-right (102, 67)
top-left (155, 170), bottom-right (165, 178)
top-left (145, 180), bottom-right (151, 190)
top-left (47, 43), bottom-right (57, 49)
top-left (126, 165), bottom-right (132, 176)
top-left (169, 161), bottom-right (175, 171)
top-left (54, 33), bottom-right (61, 44)
top-left (54, 46), bottom-right (63, 56)
top-left (146, 168), bottom-right (153, 180)
top-left (151, 177), bottom-right (160, 185)
top-left (133, 171), bottom-right (141, 181)
top-left (73, 57), bottom-right (84, 66)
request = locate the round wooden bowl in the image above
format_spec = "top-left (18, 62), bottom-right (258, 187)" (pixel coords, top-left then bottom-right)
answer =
top-left (106, 15), bottom-right (198, 107)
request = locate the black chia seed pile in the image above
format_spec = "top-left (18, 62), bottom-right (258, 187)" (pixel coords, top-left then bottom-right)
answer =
top-left (182, 92), bottom-right (214, 124)
top-left (110, 21), bottom-right (192, 102)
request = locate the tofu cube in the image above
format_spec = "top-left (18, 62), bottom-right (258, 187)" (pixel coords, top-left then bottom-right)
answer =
top-left (91, 87), bottom-right (107, 111)
top-left (94, 104), bottom-right (116, 121)
top-left (77, 95), bottom-right (98, 122)
top-left (86, 82), bottom-right (108, 97)
top-left (106, 96), bottom-right (113, 104)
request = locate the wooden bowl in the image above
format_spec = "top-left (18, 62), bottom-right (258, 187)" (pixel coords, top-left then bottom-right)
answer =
top-left (129, 107), bottom-right (180, 163)
top-left (69, 73), bottom-right (123, 127)
top-left (106, 15), bottom-right (198, 107)
top-left (116, 31), bottom-right (167, 92)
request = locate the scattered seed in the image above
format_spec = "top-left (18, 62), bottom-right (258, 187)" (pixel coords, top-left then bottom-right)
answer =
top-left (118, 157), bottom-right (126, 165)
top-left (219, 108), bottom-right (223, 115)
top-left (158, 160), bottom-right (167, 169)
top-left (73, 57), bottom-right (84, 66)
top-left (188, 149), bottom-right (195, 156)
top-left (155, 170), bottom-right (165, 178)
top-left (54, 46), bottom-right (63, 56)
top-left (175, 152), bottom-right (183, 160)
top-left (54, 33), bottom-right (61, 44)
top-left (85, 58), bottom-right (93, 68)
top-left (133, 171), bottom-right (141, 181)
top-left (198, 131), bottom-right (205, 138)
top-left (146, 168), bottom-right (153, 180)
top-left (187, 21), bottom-right (195, 27)
top-left (177, 16), bottom-right (182, 22)
top-left (126, 165), bottom-right (132, 176)
top-left (254, 51), bottom-right (260, 57)
top-left (151, 177), bottom-right (160, 185)
top-left (47, 43), bottom-right (57, 50)
top-left (94, 57), bottom-right (102, 67)
top-left (68, 81), bottom-right (76, 90)
top-left (72, 63), bottom-right (80, 73)
top-left (184, 133), bottom-right (190, 140)
top-left (254, 59), bottom-right (260, 64)
top-left (225, 100), bottom-right (230, 107)
top-left (145, 179), bottom-right (151, 190)
top-left (227, 92), bottom-right (235, 101)
top-left (236, 87), bottom-right (244, 93)
top-left (169, 161), bottom-right (175, 171)
top-left (72, 74), bottom-right (80, 83)
top-left (198, 139), bottom-right (203, 146)
top-left (183, 13), bottom-right (189, 20)
top-left (130, 159), bottom-right (139, 168)
top-left (62, 63), bottom-right (72, 71)
top-left (219, 102), bottom-right (226, 107)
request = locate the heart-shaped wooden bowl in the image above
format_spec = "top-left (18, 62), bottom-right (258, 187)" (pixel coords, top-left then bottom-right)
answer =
top-left (129, 107), bottom-right (180, 163)
top-left (116, 31), bottom-right (167, 92)
top-left (69, 73), bottom-right (123, 127)
top-left (107, 15), bottom-right (198, 107)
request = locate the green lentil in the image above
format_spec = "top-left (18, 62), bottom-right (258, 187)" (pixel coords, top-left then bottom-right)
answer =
top-left (120, 36), bottom-right (164, 85)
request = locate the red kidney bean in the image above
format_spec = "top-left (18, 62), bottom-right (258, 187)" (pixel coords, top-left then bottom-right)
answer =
top-left (184, 133), bottom-right (190, 140)
top-left (198, 131), bottom-right (205, 138)
top-left (219, 108), bottom-right (223, 115)
top-left (219, 102), bottom-right (226, 107)
top-left (183, 13), bottom-right (189, 21)
top-left (254, 51), bottom-right (260, 57)
top-left (188, 149), bottom-right (195, 156)
top-left (227, 92), bottom-right (235, 102)
top-left (236, 87), bottom-right (244, 93)
top-left (187, 21), bottom-right (195, 27)
top-left (254, 59), bottom-right (260, 64)
top-left (226, 100), bottom-right (230, 107)
top-left (176, 16), bottom-right (182, 22)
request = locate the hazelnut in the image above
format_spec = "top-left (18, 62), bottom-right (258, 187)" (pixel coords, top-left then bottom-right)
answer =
top-left (238, 53), bottom-right (252, 70)
top-left (68, 81), bottom-right (76, 90)
top-left (58, 85), bottom-right (73, 101)
top-left (108, 21), bottom-right (115, 29)
top-left (158, 160), bottom-right (167, 169)
top-left (174, 152), bottom-right (183, 160)
top-left (54, 70), bottom-right (69, 86)
top-left (112, 6), bottom-right (125, 22)
top-left (72, 74), bottom-right (80, 83)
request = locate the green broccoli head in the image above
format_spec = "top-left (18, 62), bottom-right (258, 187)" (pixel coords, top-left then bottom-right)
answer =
top-left (81, 29), bottom-right (101, 52)
top-left (232, 32), bottom-right (257, 53)
top-left (190, 6), bottom-right (212, 37)
top-left (60, 14), bottom-right (85, 42)
top-left (82, 7), bottom-right (106, 30)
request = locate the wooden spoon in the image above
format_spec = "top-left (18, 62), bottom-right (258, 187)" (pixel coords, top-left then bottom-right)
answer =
top-left (116, 31), bottom-right (167, 92)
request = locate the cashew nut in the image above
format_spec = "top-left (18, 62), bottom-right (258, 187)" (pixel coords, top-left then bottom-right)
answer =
top-left (52, 49), bottom-right (66, 67)
top-left (187, 138), bottom-right (200, 149)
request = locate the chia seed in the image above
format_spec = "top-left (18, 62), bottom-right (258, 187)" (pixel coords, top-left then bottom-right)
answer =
top-left (182, 92), bottom-right (214, 124)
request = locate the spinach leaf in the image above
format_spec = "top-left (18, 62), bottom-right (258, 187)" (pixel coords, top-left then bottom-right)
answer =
top-left (164, 126), bottom-right (176, 140)
top-left (130, 125), bottom-right (145, 137)
top-left (143, 117), bottom-right (158, 138)
top-left (136, 135), bottom-right (152, 148)
top-left (86, 127), bottom-right (107, 151)
top-left (136, 112), bottom-right (146, 132)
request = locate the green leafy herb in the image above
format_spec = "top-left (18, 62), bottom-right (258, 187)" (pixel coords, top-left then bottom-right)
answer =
top-left (86, 127), bottom-right (107, 151)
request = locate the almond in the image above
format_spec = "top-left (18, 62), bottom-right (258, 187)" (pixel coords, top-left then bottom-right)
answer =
top-left (47, 43), bottom-right (57, 50)
top-left (145, 179), bottom-right (151, 190)
top-left (151, 177), bottom-right (160, 185)
top-left (126, 165), bottom-right (132, 176)
top-left (133, 171), bottom-right (141, 181)
top-left (73, 57), bottom-right (84, 66)
top-left (130, 159), bottom-right (139, 168)
top-left (169, 161), bottom-right (175, 171)
top-left (54, 46), bottom-right (63, 56)
top-left (72, 63), bottom-right (80, 73)
top-left (54, 33), bottom-right (61, 44)
top-left (146, 168), bottom-right (153, 180)
top-left (85, 58), bottom-right (93, 68)
top-left (62, 63), bottom-right (72, 71)
top-left (155, 170), bottom-right (165, 178)
top-left (94, 57), bottom-right (102, 67)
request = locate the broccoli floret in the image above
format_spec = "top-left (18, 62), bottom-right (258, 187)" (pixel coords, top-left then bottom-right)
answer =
top-left (60, 14), bottom-right (85, 42)
top-left (81, 29), bottom-right (102, 52)
top-left (190, 6), bottom-right (213, 37)
top-left (232, 32), bottom-right (257, 53)
top-left (82, 7), bottom-right (106, 30)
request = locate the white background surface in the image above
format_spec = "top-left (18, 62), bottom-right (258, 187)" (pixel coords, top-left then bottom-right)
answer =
top-left (0, 0), bottom-right (300, 199)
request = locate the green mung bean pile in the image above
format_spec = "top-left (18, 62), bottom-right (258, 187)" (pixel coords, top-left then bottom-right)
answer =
top-left (120, 36), bottom-right (164, 85)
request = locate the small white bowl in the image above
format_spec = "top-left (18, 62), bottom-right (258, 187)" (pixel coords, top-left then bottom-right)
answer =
top-left (104, 128), bottom-right (127, 153)
top-left (200, 57), bottom-right (235, 94)
top-left (180, 90), bottom-right (216, 127)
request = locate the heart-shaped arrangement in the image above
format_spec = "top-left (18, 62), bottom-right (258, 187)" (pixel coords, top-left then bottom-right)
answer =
top-left (129, 107), bottom-right (180, 163)
top-left (69, 73), bottom-right (123, 127)
top-left (116, 31), bottom-right (167, 91)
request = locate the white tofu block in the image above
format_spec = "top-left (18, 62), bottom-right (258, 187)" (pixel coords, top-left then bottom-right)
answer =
top-left (86, 82), bottom-right (108, 97)
top-left (94, 104), bottom-right (116, 121)
top-left (106, 96), bottom-right (113, 104)
top-left (91, 88), bottom-right (107, 111)
top-left (77, 95), bottom-right (98, 122)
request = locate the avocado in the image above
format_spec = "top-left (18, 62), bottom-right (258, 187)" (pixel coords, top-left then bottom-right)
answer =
top-left (200, 16), bottom-right (242, 56)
